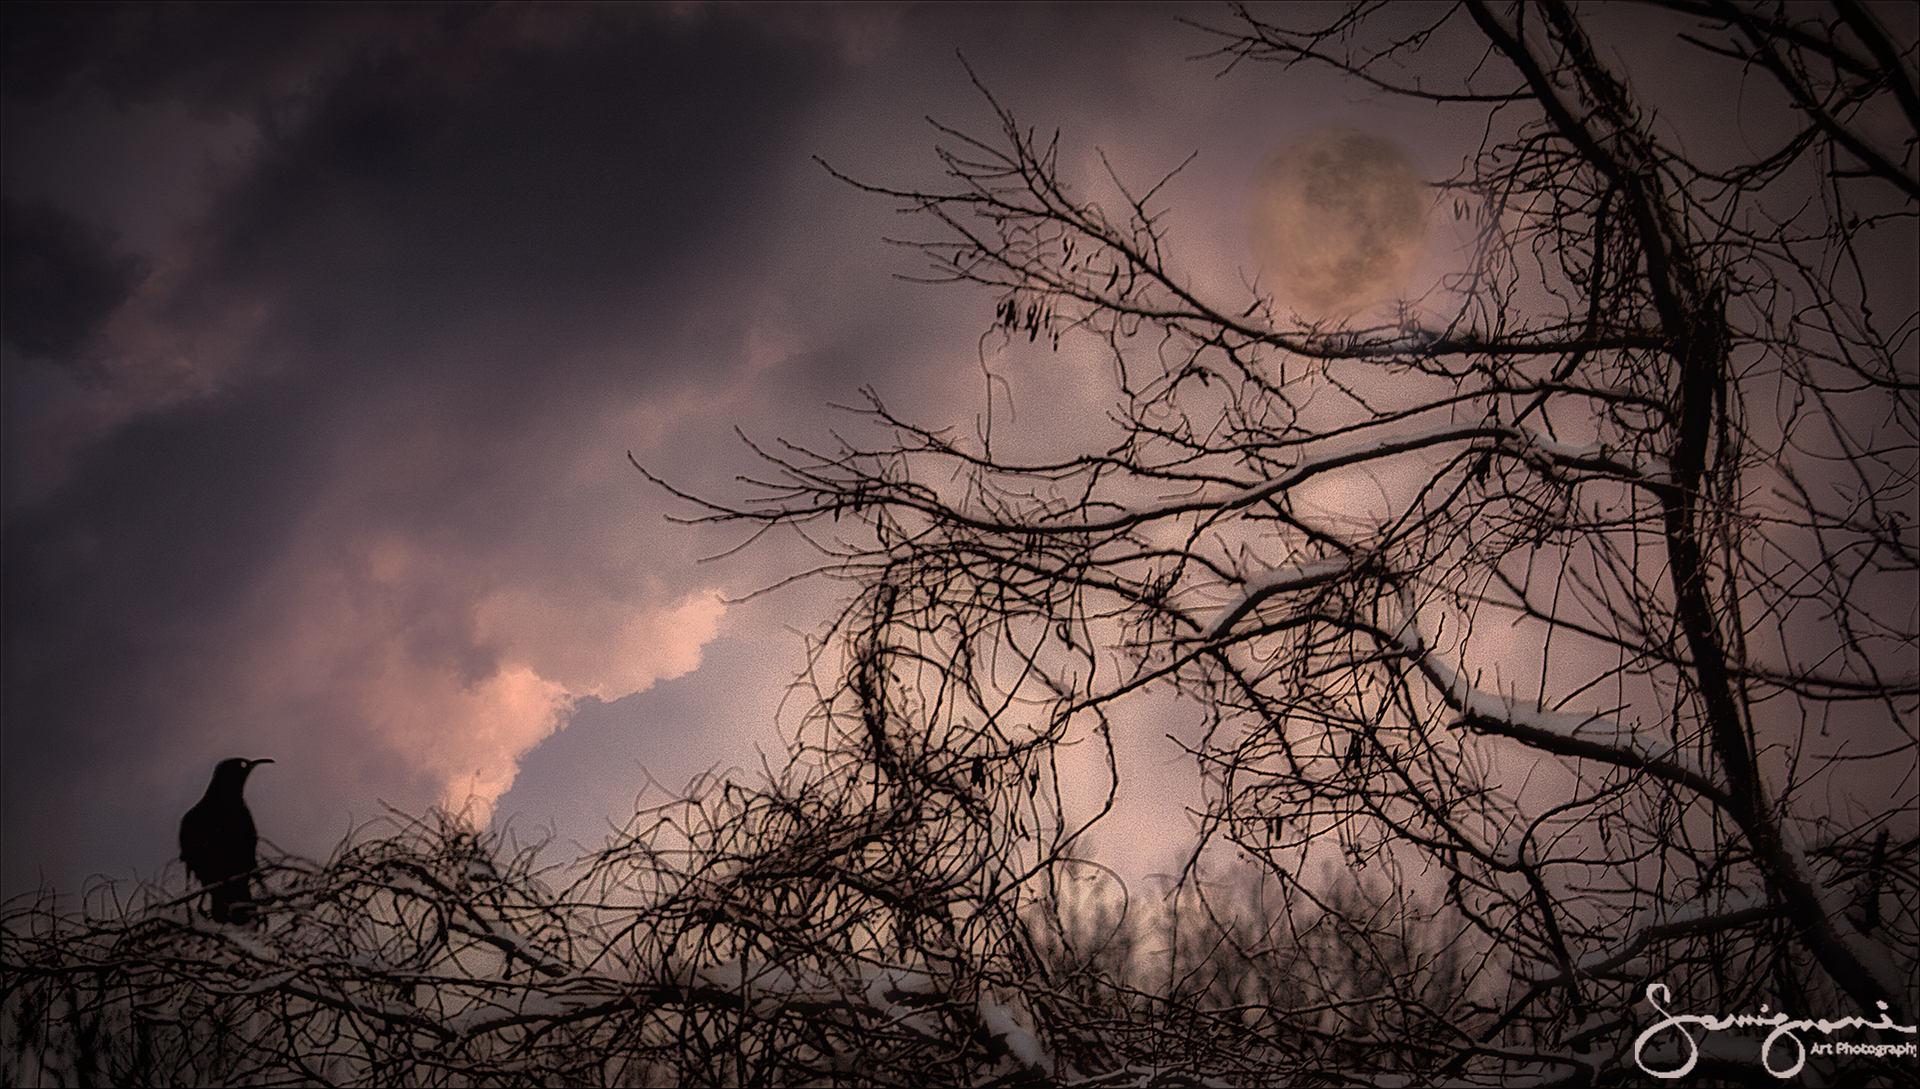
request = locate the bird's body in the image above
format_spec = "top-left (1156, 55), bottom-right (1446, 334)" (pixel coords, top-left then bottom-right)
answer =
top-left (180, 757), bottom-right (272, 924)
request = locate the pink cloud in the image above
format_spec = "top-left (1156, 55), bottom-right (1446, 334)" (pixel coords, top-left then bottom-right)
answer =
top-left (222, 516), bottom-right (725, 832)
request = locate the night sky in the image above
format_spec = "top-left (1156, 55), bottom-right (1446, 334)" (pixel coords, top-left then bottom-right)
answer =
top-left (2, 2), bottom-right (1498, 900)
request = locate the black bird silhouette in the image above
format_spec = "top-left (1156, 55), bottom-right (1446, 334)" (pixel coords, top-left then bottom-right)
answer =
top-left (179, 757), bottom-right (272, 924)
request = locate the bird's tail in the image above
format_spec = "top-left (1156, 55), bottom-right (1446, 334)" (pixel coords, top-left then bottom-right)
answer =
top-left (207, 877), bottom-right (256, 926)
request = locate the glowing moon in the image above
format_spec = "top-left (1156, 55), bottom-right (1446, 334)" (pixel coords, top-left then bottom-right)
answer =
top-left (1252, 127), bottom-right (1428, 316)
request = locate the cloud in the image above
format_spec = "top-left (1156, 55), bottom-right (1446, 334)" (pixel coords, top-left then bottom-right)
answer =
top-left (477, 584), bottom-right (725, 704)
top-left (1, 197), bottom-right (159, 506)
top-left (1, 197), bottom-right (144, 360)
top-left (5, 1), bottom-right (1326, 899)
top-left (1, 6), bottom-right (838, 895)
top-left (230, 521), bottom-right (726, 826)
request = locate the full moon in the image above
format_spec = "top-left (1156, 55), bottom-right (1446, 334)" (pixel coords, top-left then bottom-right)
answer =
top-left (1252, 127), bottom-right (1429, 316)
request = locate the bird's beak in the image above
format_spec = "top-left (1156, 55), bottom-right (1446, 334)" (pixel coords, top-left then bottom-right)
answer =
top-left (250, 758), bottom-right (275, 769)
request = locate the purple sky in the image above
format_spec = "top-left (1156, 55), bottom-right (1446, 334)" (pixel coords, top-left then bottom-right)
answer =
top-left (1, 2), bottom-right (1509, 899)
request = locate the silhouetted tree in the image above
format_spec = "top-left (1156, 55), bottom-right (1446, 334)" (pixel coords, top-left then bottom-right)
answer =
top-left (4, 4), bottom-right (1914, 1086)
top-left (659, 0), bottom-right (1917, 1080)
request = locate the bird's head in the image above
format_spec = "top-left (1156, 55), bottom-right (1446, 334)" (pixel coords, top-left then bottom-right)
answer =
top-left (211, 757), bottom-right (273, 787)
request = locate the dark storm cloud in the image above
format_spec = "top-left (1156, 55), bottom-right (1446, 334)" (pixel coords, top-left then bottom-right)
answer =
top-left (193, 10), bottom-right (825, 391)
top-left (4, 1), bottom-right (450, 113)
top-left (3, 4), bottom-right (836, 896)
top-left (4, 1), bottom-right (1310, 899)
top-left (1, 198), bottom-right (143, 360)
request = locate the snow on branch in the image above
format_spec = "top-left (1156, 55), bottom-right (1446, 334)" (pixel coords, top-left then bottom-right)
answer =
top-left (1779, 822), bottom-right (1913, 1005)
top-left (1202, 556), bottom-right (1352, 640)
top-left (1101, 422), bottom-right (1665, 533)
top-left (1524, 891), bottom-right (1776, 987)
top-left (1390, 598), bottom-right (1730, 809)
